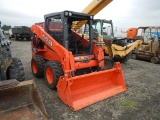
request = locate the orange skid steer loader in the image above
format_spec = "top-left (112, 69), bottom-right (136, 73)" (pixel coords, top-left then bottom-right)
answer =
top-left (30, 11), bottom-right (127, 111)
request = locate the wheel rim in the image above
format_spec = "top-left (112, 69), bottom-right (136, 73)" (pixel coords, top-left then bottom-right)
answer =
top-left (32, 60), bottom-right (37, 73)
top-left (46, 67), bottom-right (53, 84)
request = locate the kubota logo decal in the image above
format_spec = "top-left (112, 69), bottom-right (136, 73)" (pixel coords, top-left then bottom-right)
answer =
top-left (42, 34), bottom-right (52, 46)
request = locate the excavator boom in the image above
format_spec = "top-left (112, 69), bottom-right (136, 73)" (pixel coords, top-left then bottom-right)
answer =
top-left (82, 0), bottom-right (112, 14)
top-left (72, 0), bottom-right (113, 31)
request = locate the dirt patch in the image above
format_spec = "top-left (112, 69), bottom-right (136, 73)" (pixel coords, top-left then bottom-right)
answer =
top-left (9, 39), bottom-right (160, 120)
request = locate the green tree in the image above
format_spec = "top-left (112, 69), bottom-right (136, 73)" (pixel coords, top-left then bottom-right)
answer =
top-left (1, 25), bottom-right (11, 31)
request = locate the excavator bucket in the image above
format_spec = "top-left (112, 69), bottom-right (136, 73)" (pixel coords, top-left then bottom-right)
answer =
top-left (0, 80), bottom-right (48, 120)
top-left (57, 62), bottom-right (127, 111)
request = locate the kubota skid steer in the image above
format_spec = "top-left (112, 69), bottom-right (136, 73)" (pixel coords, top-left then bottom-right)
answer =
top-left (0, 22), bottom-right (47, 119)
top-left (30, 11), bottom-right (127, 111)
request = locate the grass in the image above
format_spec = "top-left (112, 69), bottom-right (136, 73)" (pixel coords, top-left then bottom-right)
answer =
top-left (120, 100), bottom-right (137, 110)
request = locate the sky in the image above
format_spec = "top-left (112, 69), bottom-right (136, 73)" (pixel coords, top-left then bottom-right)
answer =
top-left (0, 0), bottom-right (160, 30)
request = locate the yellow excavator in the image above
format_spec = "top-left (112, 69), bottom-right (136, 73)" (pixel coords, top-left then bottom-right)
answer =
top-left (73, 0), bottom-right (142, 63)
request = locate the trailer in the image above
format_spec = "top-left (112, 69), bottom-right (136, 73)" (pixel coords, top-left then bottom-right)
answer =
top-left (9, 26), bottom-right (32, 41)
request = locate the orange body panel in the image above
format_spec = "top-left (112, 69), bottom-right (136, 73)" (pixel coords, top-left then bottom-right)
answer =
top-left (31, 25), bottom-right (71, 76)
top-left (75, 60), bottom-right (97, 69)
top-left (57, 62), bottom-right (127, 111)
top-left (127, 28), bottom-right (138, 39)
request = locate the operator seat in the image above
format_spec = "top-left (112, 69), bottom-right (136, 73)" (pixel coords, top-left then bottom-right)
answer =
top-left (68, 32), bottom-right (78, 55)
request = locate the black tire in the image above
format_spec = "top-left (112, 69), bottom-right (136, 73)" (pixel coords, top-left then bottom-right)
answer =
top-left (31, 55), bottom-right (46, 78)
top-left (44, 61), bottom-right (64, 89)
top-left (6, 58), bottom-right (25, 81)
top-left (104, 57), bottom-right (115, 70)
top-left (20, 37), bottom-right (24, 40)
top-left (26, 37), bottom-right (31, 41)
top-left (9, 35), bottom-right (11, 39)
top-left (113, 52), bottom-right (132, 63)
top-left (150, 57), bottom-right (159, 64)
top-left (15, 35), bottom-right (19, 41)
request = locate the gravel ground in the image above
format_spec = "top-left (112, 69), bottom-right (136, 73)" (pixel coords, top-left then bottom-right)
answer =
top-left (9, 38), bottom-right (160, 120)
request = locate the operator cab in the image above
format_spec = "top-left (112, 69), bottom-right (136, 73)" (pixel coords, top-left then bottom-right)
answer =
top-left (136, 27), bottom-right (159, 52)
top-left (84, 19), bottom-right (114, 40)
top-left (44, 10), bottom-right (93, 55)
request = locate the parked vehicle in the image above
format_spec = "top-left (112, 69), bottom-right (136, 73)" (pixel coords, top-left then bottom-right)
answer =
top-left (9, 26), bottom-right (32, 41)
top-left (4, 30), bottom-right (9, 35)
top-left (30, 10), bottom-right (127, 111)
top-left (129, 26), bottom-right (160, 64)
top-left (83, 19), bottom-right (142, 63)
top-left (35, 22), bottom-right (45, 28)
top-left (8, 28), bottom-right (14, 39)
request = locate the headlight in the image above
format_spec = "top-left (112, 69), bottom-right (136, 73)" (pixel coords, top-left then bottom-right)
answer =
top-left (69, 12), bottom-right (72, 16)
top-left (65, 11), bottom-right (69, 16)
top-left (90, 16), bottom-right (93, 19)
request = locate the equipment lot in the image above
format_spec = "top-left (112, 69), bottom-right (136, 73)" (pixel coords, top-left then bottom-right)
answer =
top-left (10, 38), bottom-right (160, 120)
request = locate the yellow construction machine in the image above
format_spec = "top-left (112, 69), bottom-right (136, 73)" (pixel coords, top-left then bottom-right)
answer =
top-left (83, 19), bottom-right (142, 62)
top-left (73, 0), bottom-right (142, 63)
top-left (128, 26), bottom-right (160, 63)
